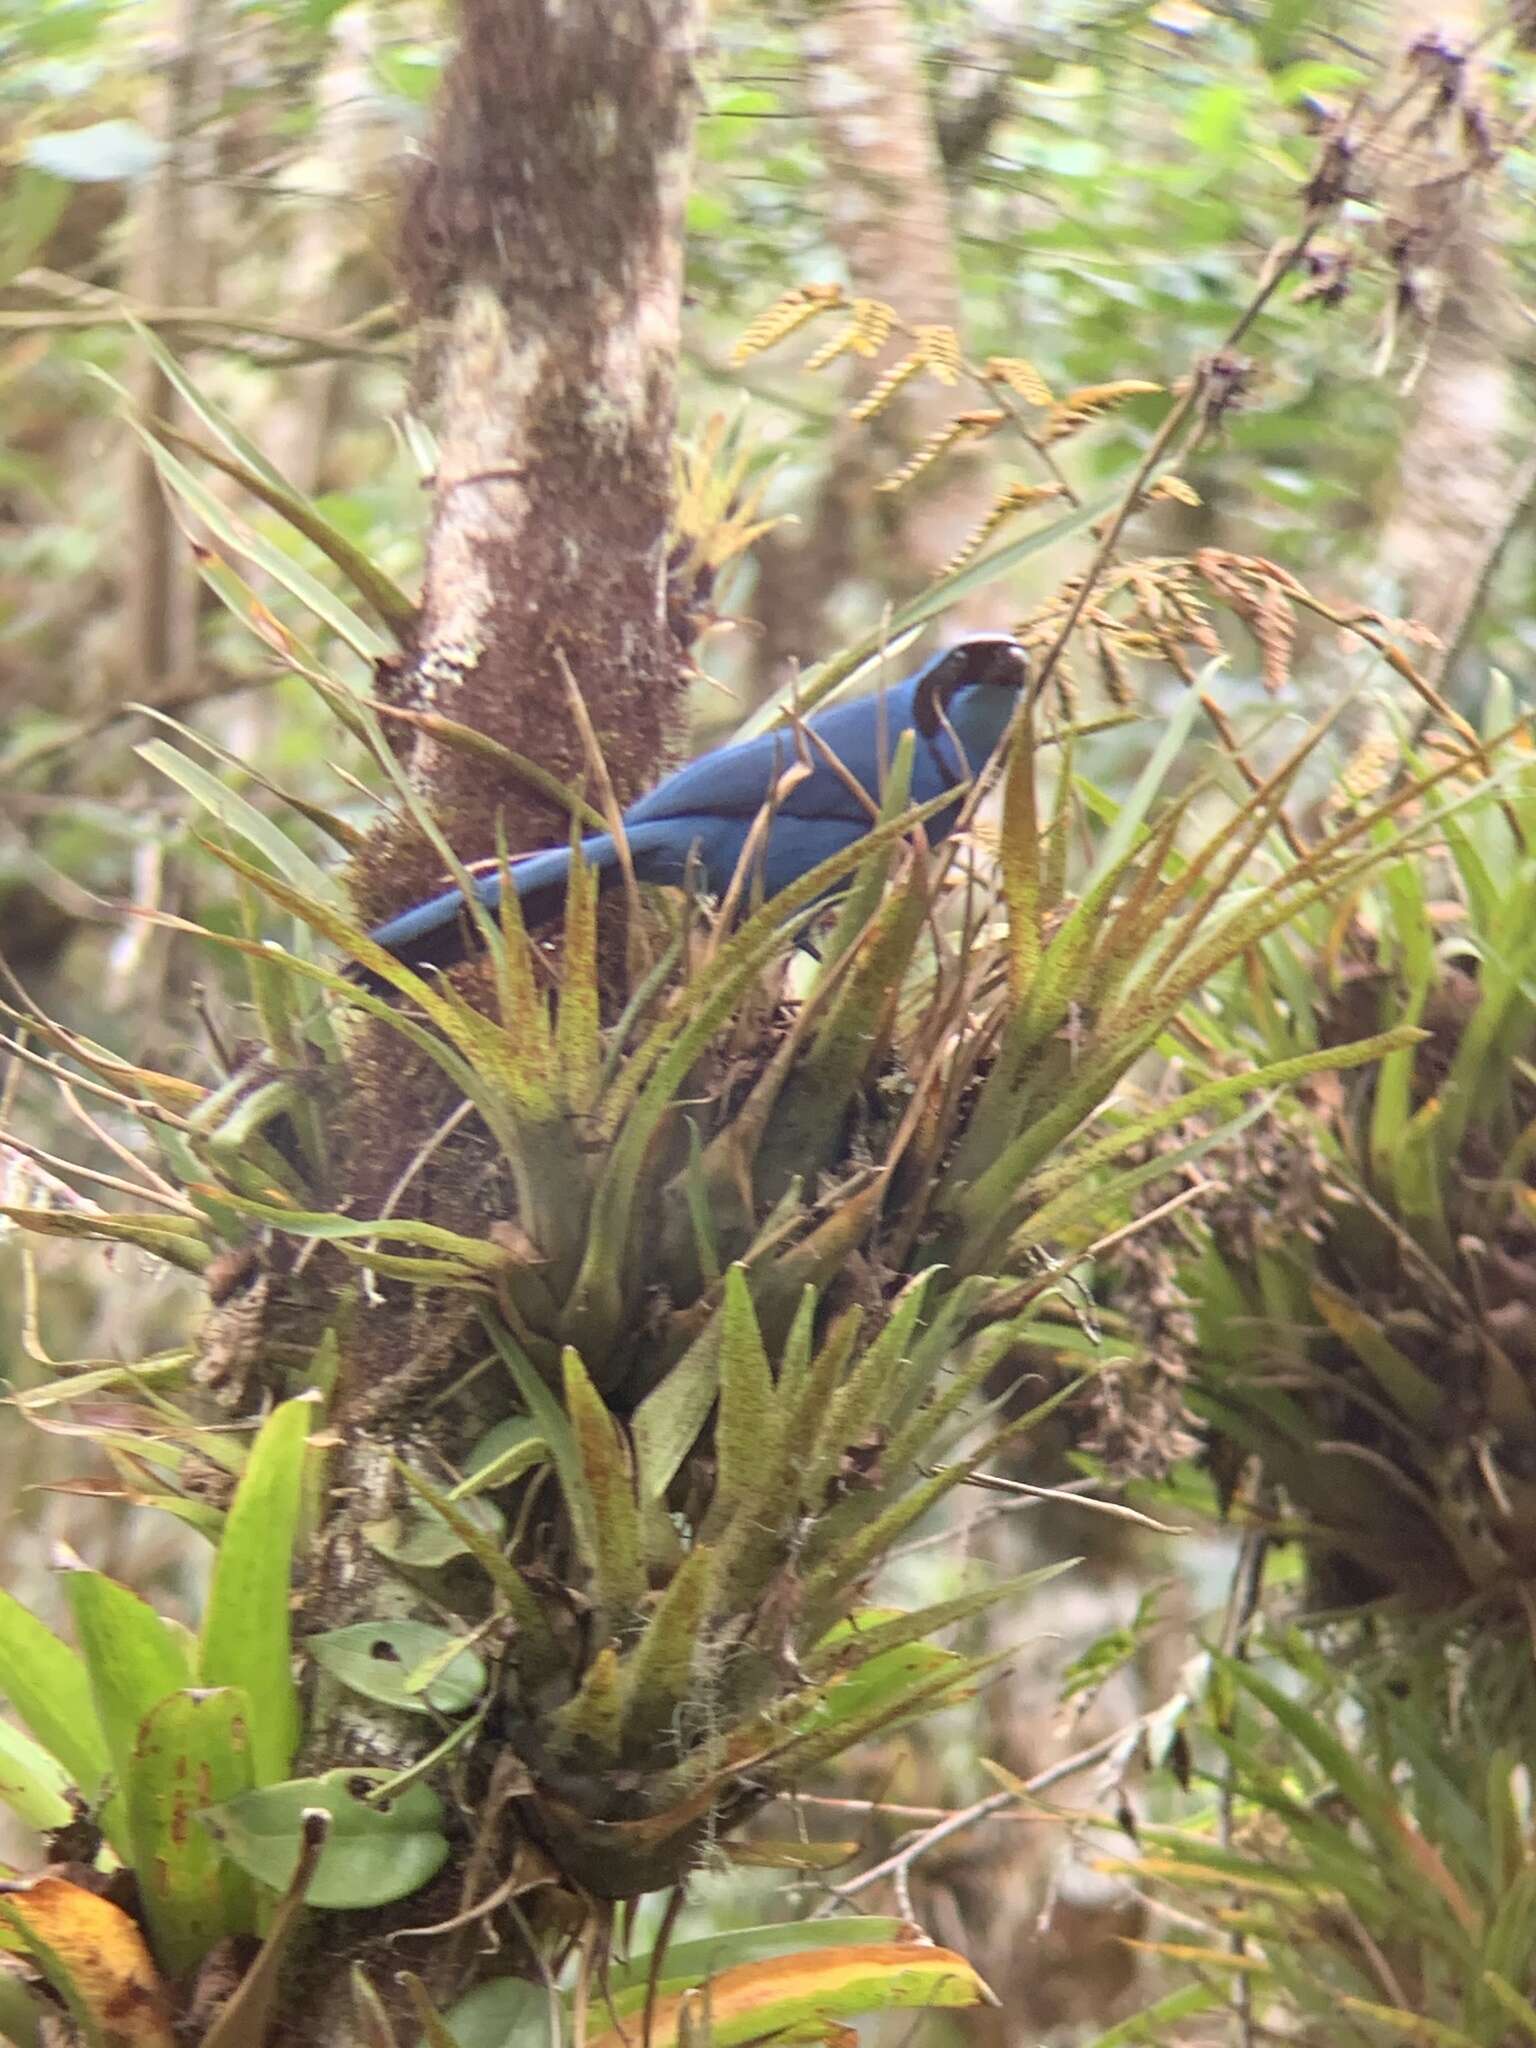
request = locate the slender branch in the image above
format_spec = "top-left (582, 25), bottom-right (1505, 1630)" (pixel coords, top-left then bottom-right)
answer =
top-left (0, 279), bottom-right (404, 361)
top-left (788, 1793), bottom-right (1050, 1824)
top-left (1024, 212), bottom-right (1325, 717)
top-left (814, 1711), bottom-right (1166, 1912)
top-left (1, 665), bottom-right (275, 781)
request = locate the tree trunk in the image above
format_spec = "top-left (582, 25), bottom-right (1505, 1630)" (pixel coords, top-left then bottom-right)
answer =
top-left (125, 0), bottom-right (213, 708)
top-left (279, 7), bottom-right (702, 2038)
top-left (1376, 1), bottom-right (1528, 689)
top-left (381, 0), bottom-right (701, 907)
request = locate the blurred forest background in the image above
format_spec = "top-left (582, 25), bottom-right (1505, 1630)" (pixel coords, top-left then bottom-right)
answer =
top-left (3, 0), bottom-right (1536, 2042)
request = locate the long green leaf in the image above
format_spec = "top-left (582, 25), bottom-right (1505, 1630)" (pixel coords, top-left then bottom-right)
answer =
top-left (711, 1267), bottom-right (778, 1519)
top-left (809, 1561), bottom-right (1078, 1676)
top-left (126, 422), bottom-right (389, 663)
top-left (63, 1569), bottom-right (191, 1860)
top-left (0, 1717), bottom-right (73, 1833)
top-left (127, 1688), bottom-right (256, 1976)
top-left (562, 1348), bottom-right (646, 1621)
top-left (152, 418), bottom-right (417, 638)
top-left (199, 1395), bottom-right (313, 1784)
top-left (631, 1302), bottom-right (726, 1501)
top-left (0, 1588), bottom-right (110, 1806)
top-left (139, 741), bottom-right (339, 904)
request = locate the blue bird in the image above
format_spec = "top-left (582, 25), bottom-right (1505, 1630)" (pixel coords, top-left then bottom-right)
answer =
top-left (363, 634), bottom-right (1029, 980)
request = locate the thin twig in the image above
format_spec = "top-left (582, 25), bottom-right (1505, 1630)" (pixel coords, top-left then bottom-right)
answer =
top-left (814, 1714), bottom-right (1155, 1913)
top-left (56, 1077), bottom-right (186, 1205)
top-left (956, 1469), bottom-right (1192, 1535)
top-left (885, 1477), bottom-right (1105, 1560)
top-left (0, 1131), bottom-right (197, 1214)
top-left (787, 1792), bottom-right (1049, 1824)
top-left (0, 300), bottom-right (404, 361)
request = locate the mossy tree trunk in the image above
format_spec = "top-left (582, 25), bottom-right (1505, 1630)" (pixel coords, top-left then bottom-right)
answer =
top-left (279, 6), bottom-right (702, 2038)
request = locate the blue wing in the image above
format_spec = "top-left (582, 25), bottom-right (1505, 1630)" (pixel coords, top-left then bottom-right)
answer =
top-left (624, 677), bottom-right (926, 829)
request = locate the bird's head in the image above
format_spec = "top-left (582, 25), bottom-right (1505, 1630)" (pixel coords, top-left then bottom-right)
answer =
top-left (913, 634), bottom-right (1030, 738)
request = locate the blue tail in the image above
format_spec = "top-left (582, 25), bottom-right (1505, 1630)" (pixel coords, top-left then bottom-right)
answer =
top-left (361, 819), bottom-right (695, 984)
top-left (361, 839), bottom-right (600, 982)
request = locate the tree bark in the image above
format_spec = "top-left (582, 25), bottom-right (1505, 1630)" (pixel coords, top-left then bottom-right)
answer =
top-left (345, 0), bottom-right (703, 1304)
top-left (125, 0), bottom-right (213, 707)
top-left (283, 8), bottom-right (702, 2039)
top-left (377, 0), bottom-right (702, 915)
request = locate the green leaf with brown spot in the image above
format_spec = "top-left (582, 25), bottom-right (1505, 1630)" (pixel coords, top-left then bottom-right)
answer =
top-left (127, 1688), bottom-right (256, 1977)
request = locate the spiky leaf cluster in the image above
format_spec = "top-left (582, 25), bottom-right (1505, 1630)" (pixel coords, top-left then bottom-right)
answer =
top-left (0, 337), bottom-right (1503, 2028)
top-left (1157, 691), bottom-right (1536, 1623)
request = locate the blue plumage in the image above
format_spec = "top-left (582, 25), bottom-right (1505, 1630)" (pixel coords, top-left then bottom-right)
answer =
top-left (364, 635), bottom-right (1028, 979)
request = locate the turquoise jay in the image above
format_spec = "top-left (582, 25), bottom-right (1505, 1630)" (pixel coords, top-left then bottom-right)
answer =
top-left (363, 635), bottom-right (1028, 979)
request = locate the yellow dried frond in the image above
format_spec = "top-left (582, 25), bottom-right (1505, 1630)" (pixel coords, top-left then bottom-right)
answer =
top-left (730, 284), bottom-right (845, 365)
top-left (850, 323), bottom-right (967, 423)
top-left (804, 298), bottom-right (895, 372)
top-left (1192, 549), bottom-right (1296, 694)
top-left (852, 297), bottom-right (896, 355)
top-left (1163, 585), bottom-right (1224, 657)
top-left (1062, 380), bottom-right (1163, 409)
top-left (1333, 734), bottom-right (1399, 810)
top-left (875, 410), bottom-right (1004, 493)
top-left (1038, 406), bottom-right (1092, 445)
top-left (1041, 379), bottom-right (1163, 444)
top-left (1051, 658), bottom-right (1081, 718)
top-left (916, 324), bottom-right (964, 384)
top-left (1127, 565), bottom-right (1168, 621)
top-left (1148, 474), bottom-right (1202, 507)
top-left (1094, 632), bottom-right (1137, 707)
top-left (939, 481), bottom-right (1067, 577)
top-left (1112, 630), bottom-right (1168, 659)
top-left (1254, 583), bottom-right (1296, 694)
top-left (984, 355), bottom-right (1054, 407)
top-left (849, 349), bottom-right (927, 423)
top-left (671, 415), bottom-right (791, 578)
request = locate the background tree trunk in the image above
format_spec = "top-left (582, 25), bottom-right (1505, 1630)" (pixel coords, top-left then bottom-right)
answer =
top-left (750, 0), bottom-right (1008, 695)
top-left (1376, 0), bottom-right (1531, 689)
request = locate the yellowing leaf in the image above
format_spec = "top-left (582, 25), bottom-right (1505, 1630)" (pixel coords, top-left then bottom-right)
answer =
top-left (585, 1940), bottom-right (991, 2048)
top-left (0, 1876), bottom-right (175, 2048)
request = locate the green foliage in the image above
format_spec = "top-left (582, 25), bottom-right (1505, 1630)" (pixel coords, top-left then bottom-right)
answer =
top-left (1186, 694), bottom-right (1536, 1615)
top-left (0, 1399), bottom-right (318, 2026)
top-left (443, 1918), bottom-right (993, 2048)
top-left (306, 1621), bottom-right (487, 1716)
top-left (1113, 1629), bottom-right (1536, 2044)
top-left (199, 1394), bottom-right (311, 1785)
top-left (3, 364), bottom-right (1498, 1955)
top-left (128, 1690), bottom-right (256, 1977)
top-left (202, 1771), bottom-right (450, 1910)
top-left (7, 16), bottom-right (1536, 2025)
